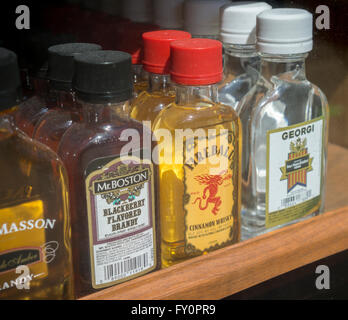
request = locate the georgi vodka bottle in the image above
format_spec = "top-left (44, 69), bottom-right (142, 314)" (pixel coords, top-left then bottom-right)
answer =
top-left (218, 2), bottom-right (271, 108)
top-left (238, 9), bottom-right (329, 240)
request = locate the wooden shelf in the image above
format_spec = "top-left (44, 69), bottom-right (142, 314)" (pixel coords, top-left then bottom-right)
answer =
top-left (81, 144), bottom-right (348, 300)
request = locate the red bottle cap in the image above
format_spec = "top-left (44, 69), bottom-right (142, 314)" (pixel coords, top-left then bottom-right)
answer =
top-left (142, 30), bottom-right (191, 74)
top-left (170, 38), bottom-right (223, 85)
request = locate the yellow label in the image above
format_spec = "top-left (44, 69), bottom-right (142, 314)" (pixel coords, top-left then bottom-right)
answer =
top-left (183, 131), bottom-right (235, 253)
top-left (0, 200), bottom-right (49, 294)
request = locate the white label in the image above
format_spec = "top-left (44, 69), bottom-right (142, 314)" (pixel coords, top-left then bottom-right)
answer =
top-left (266, 118), bottom-right (323, 228)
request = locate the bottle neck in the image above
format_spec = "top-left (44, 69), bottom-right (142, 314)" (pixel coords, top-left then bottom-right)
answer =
top-left (148, 73), bottom-right (172, 94)
top-left (46, 88), bottom-right (77, 110)
top-left (81, 100), bottom-right (131, 125)
top-left (223, 44), bottom-right (259, 78)
top-left (260, 53), bottom-right (308, 84)
top-left (132, 64), bottom-right (149, 84)
top-left (174, 83), bottom-right (219, 106)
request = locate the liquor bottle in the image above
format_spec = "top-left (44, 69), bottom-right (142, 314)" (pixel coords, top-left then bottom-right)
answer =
top-left (58, 51), bottom-right (159, 298)
top-left (130, 30), bottom-right (191, 126)
top-left (14, 43), bottom-right (100, 137)
top-left (153, 39), bottom-right (241, 267)
top-left (0, 48), bottom-right (21, 116)
top-left (118, 23), bottom-right (160, 97)
top-left (238, 9), bottom-right (329, 240)
top-left (218, 2), bottom-right (271, 108)
top-left (153, 0), bottom-right (185, 30)
top-left (33, 43), bottom-right (102, 152)
top-left (184, 0), bottom-right (230, 39)
top-left (0, 48), bottom-right (74, 300)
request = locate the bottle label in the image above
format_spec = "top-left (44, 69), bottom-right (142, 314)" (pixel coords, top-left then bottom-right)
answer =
top-left (85, 155), bottom-right (156, 289)
top-left (0, 200), bottom-right (54, 294)
top-left (266, 117), bottom-right (324, 229)
top-left (183, 130), bottom-right (237, 253)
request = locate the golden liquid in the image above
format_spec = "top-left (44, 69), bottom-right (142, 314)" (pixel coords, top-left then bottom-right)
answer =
top-left (131, 90), bottom-right (176, 126)
top-left (0, 121), bottom-right (73, 299)
top-left (133, 81), bottom-right (149, 97)
top-left (153, 100), bottom-right (242, 268)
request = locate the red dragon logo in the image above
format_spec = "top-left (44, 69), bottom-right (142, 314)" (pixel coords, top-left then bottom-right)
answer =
top-left (193, 171), bottom-right (232, 215)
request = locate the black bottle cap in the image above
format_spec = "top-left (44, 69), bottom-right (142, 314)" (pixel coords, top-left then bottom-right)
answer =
top-left (0, 48), bottom-right (21, 110)
top-left (73, 50), bottom-right (133, 104)
top-left (47, 43), bottom-right (102, 91)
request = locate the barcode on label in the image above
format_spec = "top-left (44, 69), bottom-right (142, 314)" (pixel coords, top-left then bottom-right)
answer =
top-left (281, 194), bottom-right (301, 207)
top-left (103, 252), bottom-right (149, 282)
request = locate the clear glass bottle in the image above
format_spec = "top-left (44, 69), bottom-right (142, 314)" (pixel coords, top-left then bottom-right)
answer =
top-left (33, 43), bottom-right (101, 152)
top-left (153, 38), bottom-right (241, 268)
top-left (130, 30), bottom-right (191, 126)
top-left (238, 9), bottom-right (329, 240)
top-left (0, 48), bottom-right (74, 300)
top-left (58, 51), bottom-right (159, 298)
top-left (184, 0), bottom-right (230, 39)
top-left (218, 2), bottom-right (271, 108)
top-left (14, 43), bottom-right (101, 137)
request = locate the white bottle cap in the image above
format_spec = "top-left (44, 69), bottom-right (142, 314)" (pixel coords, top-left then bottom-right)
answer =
top-left (122, 0), bottom-right (153, 23)
top-left (154, 0), bottom-right (184, 29)
top-left (257, 8), bottom-right (313, 54)
top-left (220, 2), bottom-right (272, 45)
top-left (184, 0), bottom-right (231, 37)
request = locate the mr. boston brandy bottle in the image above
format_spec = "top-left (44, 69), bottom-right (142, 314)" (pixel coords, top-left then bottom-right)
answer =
top-left (58, 51), bottom-right (159, 298)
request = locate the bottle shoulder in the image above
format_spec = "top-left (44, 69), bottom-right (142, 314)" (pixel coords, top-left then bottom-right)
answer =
top-left (153, 101), bottom-right (240, 131)
top-left (239, 76), bottom-right (329, 130)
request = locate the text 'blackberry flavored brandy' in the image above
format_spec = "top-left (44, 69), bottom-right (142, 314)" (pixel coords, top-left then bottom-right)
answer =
top-left (153, 39), bottom-right (241, 267)
top-left (218, 2), bottom-right (271, 108)
top-left (58, 51), bottom-right (159, 298)
top-left (0, 48), bottom-right (74, 300)
top-left (238, 9), bottom-right (329, 240)
top-left (130, 30), bottom-right (191, 126)
top-left (33, 43), bottom-right (102, 152)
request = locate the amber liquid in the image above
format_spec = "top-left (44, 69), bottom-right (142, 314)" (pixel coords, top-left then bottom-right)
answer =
top-left (131, 74), bottom-right (175, 126)
top-left (33, 92), bottom-right (81, 153)
top-left (58, 102), bottom-right (160, 298)
top-left (153, 89), bottom-right (241, 268)
top-left (0, 118), bottom-right (73, 299)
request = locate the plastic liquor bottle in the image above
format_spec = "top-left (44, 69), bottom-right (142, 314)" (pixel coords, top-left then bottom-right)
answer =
top-left (0, 48), bottom-right (74, 300)
top-left (218, 2), bottom-right (271, 108)
top-left (130, 30), bottom-right (191, 126)
top-left (33, 43), bottom-right (102, 153)
top-left (117, 23), bottom-right (160, 97)
top-left (14, 43), bottom-right (100, 137)
top-left (153, 39), bottom-right (241, 268)
top-left (0, 48), bottom-right (22, 116)
top-left (153, 0), bottom-right (185, 30)
top-left (58, 51), bottom-right (159, 298)
top-left (184, 0), bottom-right (230, 39)
top-left (238, 9), bottom-right (329, 240)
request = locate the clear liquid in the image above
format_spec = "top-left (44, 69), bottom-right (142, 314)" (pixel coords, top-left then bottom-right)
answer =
top-left (238, 58), bottom-right (329, 240)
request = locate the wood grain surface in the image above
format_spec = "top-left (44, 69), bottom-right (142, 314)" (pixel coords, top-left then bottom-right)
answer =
top-left (81, 144), bottom-right (348, 300)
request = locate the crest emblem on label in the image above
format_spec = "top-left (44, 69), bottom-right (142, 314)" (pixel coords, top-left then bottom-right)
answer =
top-left (280, 138), bottom-right (313, 193)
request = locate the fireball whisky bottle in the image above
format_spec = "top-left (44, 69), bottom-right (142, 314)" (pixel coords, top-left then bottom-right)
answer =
top-left (58, 51), bottom-right (159, 298)
top-left (33, 43), bottom-right (101, 152)
top-left (0, 48), bottom-right (74, 300)
top-left (238, 9), bottom-right (329, 240)
top-left (153, 39), bottom-right (241, 267)
top-left (130, 30), bottom-right (191, 126)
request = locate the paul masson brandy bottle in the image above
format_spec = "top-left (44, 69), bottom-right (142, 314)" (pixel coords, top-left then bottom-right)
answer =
top-left (33, 43), bottom-right (102, 152)
top-left (238, 9), bottom-right (329, 240)
top-left (14, 43), bottom-right (101, 137)
top-left (0, 48), bottom-right (73, 300)
top-left (58, 51), bottom-right (159, 298)
top-left (218, 2), bottom-right (271, 108)
top-left (130, 30), bottom-right (191, 126)
top-left (153, 39), bottom-right (241, 268)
